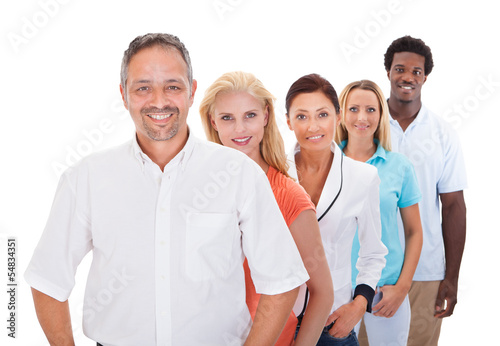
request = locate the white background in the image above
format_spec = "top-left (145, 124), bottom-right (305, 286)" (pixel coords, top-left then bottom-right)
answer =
top-left (1, 0), bottom-right (498, 344)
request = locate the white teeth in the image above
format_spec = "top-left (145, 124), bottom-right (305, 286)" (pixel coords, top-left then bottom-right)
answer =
top-left (401, 86), bottom-right (412, 90)
top-left (308, 135), bottom-right (322, 140)
top-left (233, 137), bottom-right (251, 142)
top-left (148, 114), bottom-right (172, 120)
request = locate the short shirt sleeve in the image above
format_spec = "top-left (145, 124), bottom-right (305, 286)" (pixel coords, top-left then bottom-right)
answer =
top-left (24, 166), bottom-right (93, 302)
top-left (239, 164), bottom-right (309, 295)
top-left (398, 156), bottom-right (422, 209)
top-left (437, 125), bottom-right (468, 194)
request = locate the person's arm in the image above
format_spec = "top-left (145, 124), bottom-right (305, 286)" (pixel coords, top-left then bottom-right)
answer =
top-left (325, 295), bottom-right (367, 338)
top-left (31, 288), bottom-right (75, 346)
top-left (328, 169), bottom-right (386, 338)
top-left (435, 190), bottom-right (466, 318)
top-left (373, 203), bottom-right (423, 317)
top-left (291, 209), bottom-right (333, 346)
top-left (244, 287), bottom-right (299, 346)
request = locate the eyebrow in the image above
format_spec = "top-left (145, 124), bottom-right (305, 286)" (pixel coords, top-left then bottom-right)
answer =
top-left (394, 64), bottom-right (423, 70)
top-left (295, 106), bottom-right (331, 113)
top-left (130, 78), bottom-right (184, 85)
top-left (217, 109), bottom-right (260, 115)
top-left (348, 103), bottom-right (378, 107)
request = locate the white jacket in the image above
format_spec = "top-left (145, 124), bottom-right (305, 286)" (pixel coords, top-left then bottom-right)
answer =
top-left (289, 142), bottom-right (387, 314)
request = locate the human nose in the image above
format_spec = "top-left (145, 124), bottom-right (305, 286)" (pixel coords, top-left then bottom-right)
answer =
top-left (358, 110), bottom-right (368, 121)
top-left (401, 71), bottom-right (415, 83)
top-left (149, 88), bottom-right (168, 108)
top-left (234, 118), bottom-right (246, 133)
top-left (308, 118), bottom-right (319, 132)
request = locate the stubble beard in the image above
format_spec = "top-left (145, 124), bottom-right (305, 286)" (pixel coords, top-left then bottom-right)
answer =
top-left (141, 106), bottom-right (182, 141)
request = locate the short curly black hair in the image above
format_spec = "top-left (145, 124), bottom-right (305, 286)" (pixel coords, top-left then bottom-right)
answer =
top-left (384, 36), bottom-right (434, 76)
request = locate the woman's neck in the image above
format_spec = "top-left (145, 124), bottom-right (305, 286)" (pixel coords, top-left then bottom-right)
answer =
top-left (248, 150), bottom-right (269, 174)
top-left (343, 137), bottom-right (376, 162)
top-left (296, 145), bottom-right (334, 173)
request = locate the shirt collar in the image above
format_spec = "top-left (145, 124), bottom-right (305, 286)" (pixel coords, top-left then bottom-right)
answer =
top-left (338, 139), bottom-right (386, 163)
top-left (131, 128), bottom-right (196, 172)
top-left (388, 101), bottom-right (429, 128)
top-left (368, 139), bottom-right (386, 162)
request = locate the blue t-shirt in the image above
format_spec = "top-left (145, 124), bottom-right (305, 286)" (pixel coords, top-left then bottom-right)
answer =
top-left (340, 140), bottom-right (421, 287)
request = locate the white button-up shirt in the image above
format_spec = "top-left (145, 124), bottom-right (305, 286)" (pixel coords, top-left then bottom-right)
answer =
top-left (390, 104), bottom-right (468, 281)
top-left (25, 133), bottom-right (309, 346)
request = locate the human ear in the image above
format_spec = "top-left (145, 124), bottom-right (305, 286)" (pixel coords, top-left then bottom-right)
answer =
top-left (120, 84), bottom-right (128, 110)
top-left (210, 115), bottom-right (218, 131)
top-left (286, 114), bottom-right (293, 131)
top-left (264, 105), bottom-right (269, 126)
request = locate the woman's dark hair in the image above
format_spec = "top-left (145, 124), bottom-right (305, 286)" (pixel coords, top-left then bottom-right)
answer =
top-left (285, 73), bottom-right (340, 115)
top-left (384, 35), bottom-right (434, 76)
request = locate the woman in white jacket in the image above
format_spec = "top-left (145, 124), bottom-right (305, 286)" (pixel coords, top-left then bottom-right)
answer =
top-left (285, 73), bottom-right (387, 346)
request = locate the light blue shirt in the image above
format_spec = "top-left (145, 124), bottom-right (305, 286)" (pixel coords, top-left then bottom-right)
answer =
top-left (340, 140), bottom-right (421, 287)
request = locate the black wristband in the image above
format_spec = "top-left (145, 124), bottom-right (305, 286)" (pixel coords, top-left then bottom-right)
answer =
top-left (353, 284), bottom-right (375, 313)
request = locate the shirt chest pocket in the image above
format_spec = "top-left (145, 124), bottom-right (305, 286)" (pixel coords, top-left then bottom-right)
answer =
top-left (185, 212), bottom-right (239, 282)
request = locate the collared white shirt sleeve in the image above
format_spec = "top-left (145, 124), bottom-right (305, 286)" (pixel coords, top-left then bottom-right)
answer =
top-left (239, 169), bottom-right (309, 294)
top-left (25, 166), bottom-right (93, 302)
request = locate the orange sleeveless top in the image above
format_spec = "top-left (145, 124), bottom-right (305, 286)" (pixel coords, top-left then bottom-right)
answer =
top-left (244, 166), bottom-right (315, 345)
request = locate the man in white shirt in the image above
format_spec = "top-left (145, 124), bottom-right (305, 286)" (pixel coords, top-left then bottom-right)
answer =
top-left (384, 35), bottom-right (467, 346)
top-left (25, 33), bottom-right (309, 346)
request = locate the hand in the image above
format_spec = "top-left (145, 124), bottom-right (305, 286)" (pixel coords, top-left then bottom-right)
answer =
top-left (372, 285), bottom-right (407, 318)
top-left (434, 278), bottom-right (458, 318)
top-left (325, 297), bottom-right (366, 338)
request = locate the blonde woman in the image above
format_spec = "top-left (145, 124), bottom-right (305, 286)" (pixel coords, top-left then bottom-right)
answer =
top-left (200, 71), bottom-right (333, 346)
top-left (336, 80), bottom-right (423, 346)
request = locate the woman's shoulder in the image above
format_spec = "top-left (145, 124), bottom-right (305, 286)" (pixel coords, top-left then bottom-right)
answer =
top-left (268, 167), bottom-right (308, 198)
top-left (268, 167), bottom-right (314, 210)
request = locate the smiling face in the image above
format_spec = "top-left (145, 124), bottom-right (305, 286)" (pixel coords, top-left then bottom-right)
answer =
top-left (387, 51), bottom-right (427, 105)
top-left (120, 45), bottom-right (196, 147)
top-left (287, 91), bottom-right (340, 152)
top-left (344, 88), bottom-right (381, 141)
top-left (211, 91), bottom-right (268, 162)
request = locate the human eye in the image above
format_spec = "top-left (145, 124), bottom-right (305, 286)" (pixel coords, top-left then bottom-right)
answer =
top-left (348, 107), bottom-right (358, 112)
top-left (221, 115), bottom-right (233, 121)
top-left (296, 114), bottom-right (306, 120)
top-left (367, 107), bottom-right (377, 113)
top-left (246, 112), bottom-right (257, 119)
top-left (319, 112), bottom-right (329, 118)
top-left (136, 86), bottom-right (150, 92)
top-left (167, 85), bottom-right (180, 91)
top-left (413, 70), bottom-right (422, 76)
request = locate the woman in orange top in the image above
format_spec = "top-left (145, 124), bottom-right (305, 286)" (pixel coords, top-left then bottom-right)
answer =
top-left (199, 71), bottom-right (333, 346)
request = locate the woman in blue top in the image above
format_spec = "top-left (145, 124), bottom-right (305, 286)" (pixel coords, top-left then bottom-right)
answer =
top-left (336, 80), bottom-right (423, 346)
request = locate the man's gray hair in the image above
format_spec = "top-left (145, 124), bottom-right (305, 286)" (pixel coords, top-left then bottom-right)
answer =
top-left (120, 33), bottom-right (193, 91)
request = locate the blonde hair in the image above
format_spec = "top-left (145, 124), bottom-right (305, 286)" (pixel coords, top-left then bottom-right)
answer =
top-left (199, 71), bottom-right (291, 177)
top-left (336, 80), bottom-right (392, 151)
